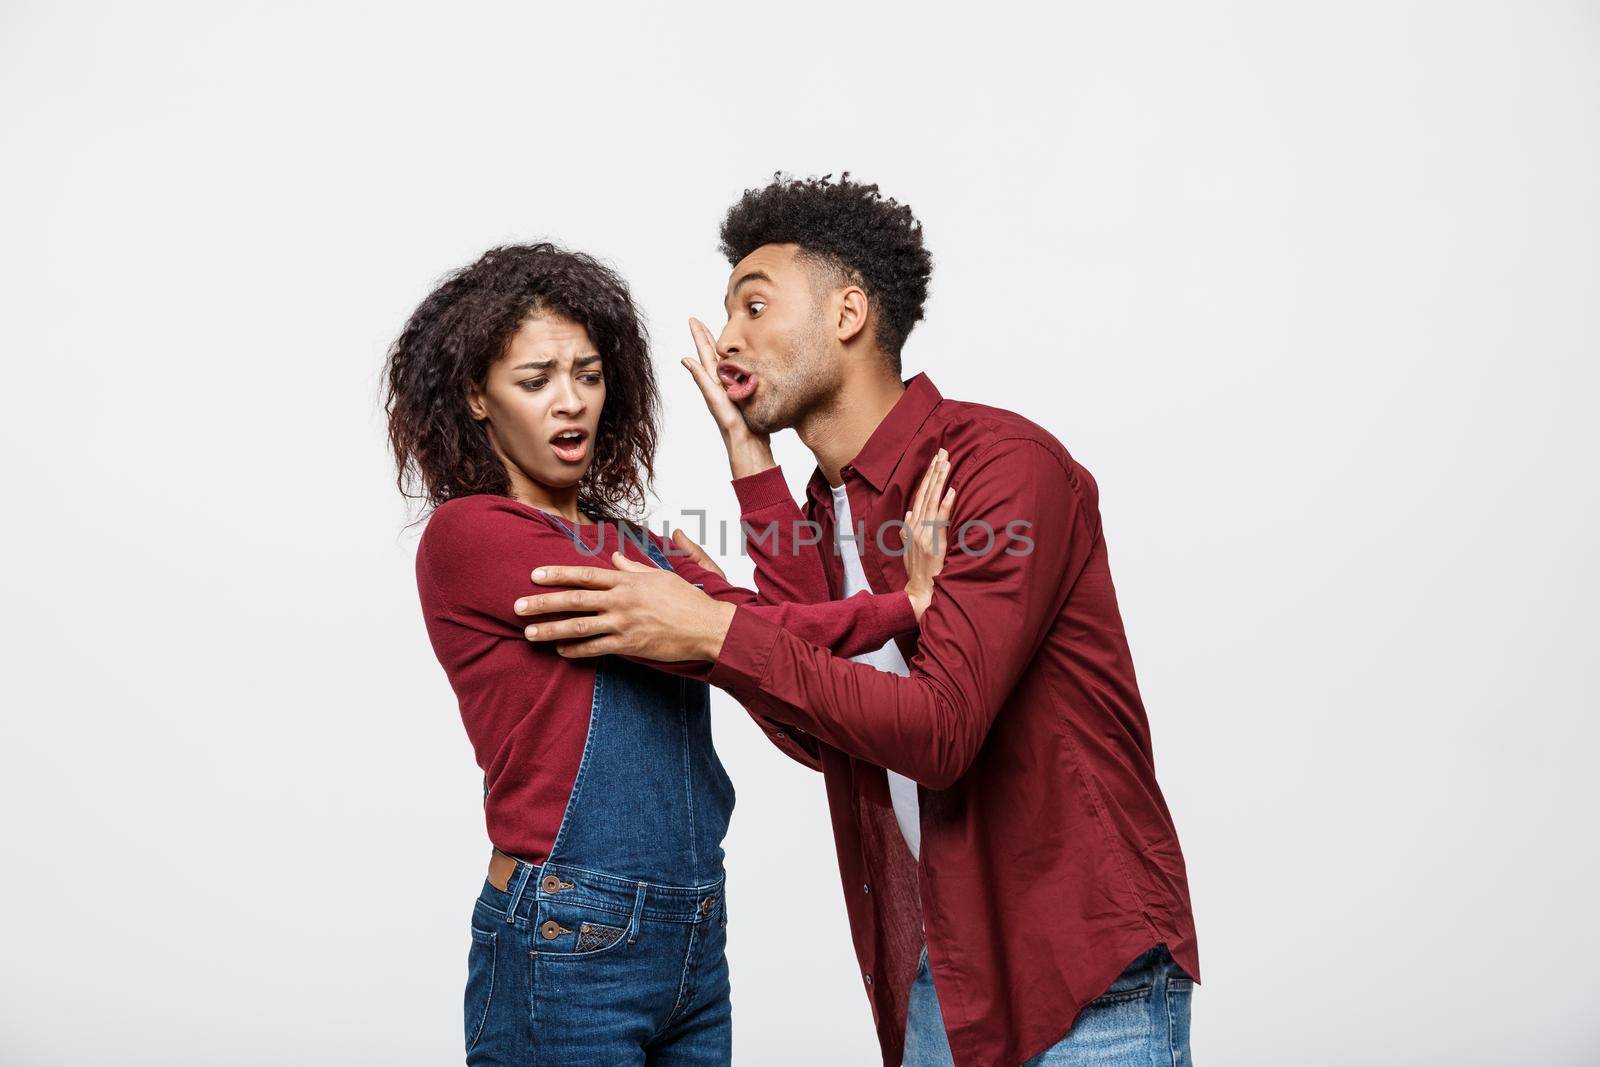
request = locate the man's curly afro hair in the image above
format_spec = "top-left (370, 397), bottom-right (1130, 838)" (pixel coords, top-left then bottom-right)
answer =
top-left (718, 172), bottom-right (932, 370)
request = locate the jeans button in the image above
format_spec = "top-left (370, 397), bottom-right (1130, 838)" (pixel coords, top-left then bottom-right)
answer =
top-left (540, 920), bottom-right (564, 940)
top-left (541, 875), bottom-right (562, 893)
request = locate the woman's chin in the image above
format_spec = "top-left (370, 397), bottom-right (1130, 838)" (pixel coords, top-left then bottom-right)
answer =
top-left (529, 463), bottom-right (588, 488)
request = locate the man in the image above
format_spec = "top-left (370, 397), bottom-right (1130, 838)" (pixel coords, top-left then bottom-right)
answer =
top-left (516, 174), bottom-right (1199, 1067)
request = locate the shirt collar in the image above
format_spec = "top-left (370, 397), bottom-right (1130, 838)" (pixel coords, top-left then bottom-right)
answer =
top-left (806, 372), bottom-right (943, 507)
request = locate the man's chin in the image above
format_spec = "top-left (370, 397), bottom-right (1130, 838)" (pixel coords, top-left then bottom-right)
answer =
top-left (740, 399), bottom-right (791, 437)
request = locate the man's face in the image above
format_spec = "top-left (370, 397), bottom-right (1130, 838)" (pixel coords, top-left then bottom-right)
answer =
top-left (715, 243), bottom-right (843, 435)
top-left (467, 312), bottom-right (606, 491)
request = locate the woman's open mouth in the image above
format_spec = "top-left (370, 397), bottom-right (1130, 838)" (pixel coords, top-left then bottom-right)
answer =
top-left (549, 428), bottom-right (589, 464)
top-left (718, 364), bottom-right (759, 403)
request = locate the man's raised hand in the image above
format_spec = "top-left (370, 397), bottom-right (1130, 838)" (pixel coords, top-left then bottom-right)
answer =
top-left (679, 317), bottom-right (775, 479)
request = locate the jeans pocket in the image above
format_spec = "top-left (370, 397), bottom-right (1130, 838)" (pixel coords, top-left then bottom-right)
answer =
top-left (533, 900), bottom-right (641, 961)
top-left (464, 925), bottom-right (498, 1055)
top-left (1050, 982), bottom-right (1154, 1064)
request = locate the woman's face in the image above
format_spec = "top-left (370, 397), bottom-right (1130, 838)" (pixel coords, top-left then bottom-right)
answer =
top-left (468, 312), bottom-right (606, 497)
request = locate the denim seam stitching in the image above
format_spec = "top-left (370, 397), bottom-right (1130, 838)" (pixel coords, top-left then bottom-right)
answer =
top-left (681, 674), bottom-right (698, 876)
top-left (543, 670), bottom-right (606, 867)
top-left (652, 919), bottom-right (702, 1040)
top-left (465, 928), bottom-right (497, 1054)
top-left (533, 861), bottom-right (725, 898)
top-left (1090, 984), bottom-right (1153, 1006)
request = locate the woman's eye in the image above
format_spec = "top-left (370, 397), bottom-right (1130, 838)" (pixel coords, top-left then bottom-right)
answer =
top-left (519, 378), bottom-right (547, 391)
top-left (748, 301), bottom-right (766, 316)
top-left (580, 373), bottom-right (603, 384)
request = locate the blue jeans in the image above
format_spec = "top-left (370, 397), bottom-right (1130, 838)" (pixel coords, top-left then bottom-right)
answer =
top-left (465, 860), bottom-right (731, 1065)
top-left (903, 945), bottom-right (1194, 1066)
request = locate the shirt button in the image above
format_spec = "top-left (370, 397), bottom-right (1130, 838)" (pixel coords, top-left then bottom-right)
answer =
top-left (540, 920), bottom-right (564, 940)
top-left (541, 875), bottom-right (562, 893)
top-left (862, 883), bottom-right (871, 894)
top-left (864, 973), bottom-right (873, 986)
top-left (775, 731), bottom-right (788, 740)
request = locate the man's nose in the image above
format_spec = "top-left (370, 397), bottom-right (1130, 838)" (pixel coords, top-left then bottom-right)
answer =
top-left (715, 323), bottom-right (740, 360)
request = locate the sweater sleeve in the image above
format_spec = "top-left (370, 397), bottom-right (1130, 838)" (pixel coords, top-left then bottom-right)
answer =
top-left (417, 497), bottom-right (913, 668)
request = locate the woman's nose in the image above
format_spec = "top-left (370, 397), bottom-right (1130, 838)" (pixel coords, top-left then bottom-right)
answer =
top-left (552, 379), bottom-right (585, 416)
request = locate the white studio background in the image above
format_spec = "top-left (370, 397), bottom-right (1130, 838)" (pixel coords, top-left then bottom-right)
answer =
top-left (2, 2), bottom-right (1596, 1064)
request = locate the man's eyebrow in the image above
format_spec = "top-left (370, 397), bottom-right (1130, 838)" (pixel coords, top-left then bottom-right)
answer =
top-left (723, 270), bottom-right (773, 311)
top-left (510, 353), bottom-right (602, 371)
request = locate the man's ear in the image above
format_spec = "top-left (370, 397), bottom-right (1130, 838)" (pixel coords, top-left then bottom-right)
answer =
top-left (835, 286), bottom-right (871, 346)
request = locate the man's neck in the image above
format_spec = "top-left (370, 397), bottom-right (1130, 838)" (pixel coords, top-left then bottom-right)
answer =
top-left (797, 362), bottom-right (905, 486)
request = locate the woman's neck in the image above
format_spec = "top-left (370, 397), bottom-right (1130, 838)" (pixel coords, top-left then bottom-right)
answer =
top-left (506, 469), bottom-right (587, 524)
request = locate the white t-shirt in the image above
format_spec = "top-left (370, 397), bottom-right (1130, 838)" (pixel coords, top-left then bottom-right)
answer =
top-left (831, 482), bottom-right (921, 862)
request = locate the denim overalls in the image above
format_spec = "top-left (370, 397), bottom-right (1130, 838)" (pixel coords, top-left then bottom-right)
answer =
top-left (464, 520), bottom-right (737, 1065)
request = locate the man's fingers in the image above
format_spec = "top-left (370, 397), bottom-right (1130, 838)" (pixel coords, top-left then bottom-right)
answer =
top-left (689, 317), bottom-right (722, 383)
top-left (929, 449), bottom-right (949, 512)
top-left (611, 550), bottom-right (654, 572)
top-left (919, 452), bottom-right (950, 534)
top-left (917, 449), bottom-right (947, 524)
top-left (930, 449), bottom-right (951, 502)
top-left (529, 564), bottom-right (620, 588)
top-left (681, 320), bottom-right (743, 431)
top-left (680, 353), bottom-right (723, 407)
top-left (672, 528), bottom-right (727, 580)
top-left (523, 613), bottom-right (618, 642)
top-left (911, 453), bottom-right (938, 522)
top-left (910, 448), bottom-right (947, 529)
top-left (689, 317), bottom-right (720, 369)
top-left (554, 636), bottom-right (619, 658)
top-left (515, 588), bottom-right (612, 617)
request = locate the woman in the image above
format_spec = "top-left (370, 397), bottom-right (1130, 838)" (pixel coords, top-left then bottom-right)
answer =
top-left (383, 242), bottom-right (952, 1065)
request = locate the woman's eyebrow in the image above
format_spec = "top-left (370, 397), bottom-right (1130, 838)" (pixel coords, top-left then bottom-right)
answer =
top-left (511, 354), bottom-right (602, 371)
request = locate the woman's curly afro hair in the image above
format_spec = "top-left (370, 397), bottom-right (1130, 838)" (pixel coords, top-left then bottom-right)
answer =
top-left (383, 242), bottom-right (659, 523)
top-left (718, 172), bottom-right (933, 369)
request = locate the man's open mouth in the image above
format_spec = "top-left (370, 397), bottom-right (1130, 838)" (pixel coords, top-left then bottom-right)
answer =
top-left (550, 428), bottom-right (589, 463)
top-left (718, 363), bottom-right (759, 403)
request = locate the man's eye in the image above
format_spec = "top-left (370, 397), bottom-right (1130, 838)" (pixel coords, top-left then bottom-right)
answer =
top-left (748, 301), bottom-right (766, 316)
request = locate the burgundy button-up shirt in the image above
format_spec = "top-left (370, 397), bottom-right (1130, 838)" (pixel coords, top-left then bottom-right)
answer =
top-left (709, 373), bottom-right (1199, 1067)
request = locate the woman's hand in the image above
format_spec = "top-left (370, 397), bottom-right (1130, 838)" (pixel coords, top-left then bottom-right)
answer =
top-left (901, 448), bottom-right (956, 623)
top-left (679, 317), bottom-right (775, 479)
